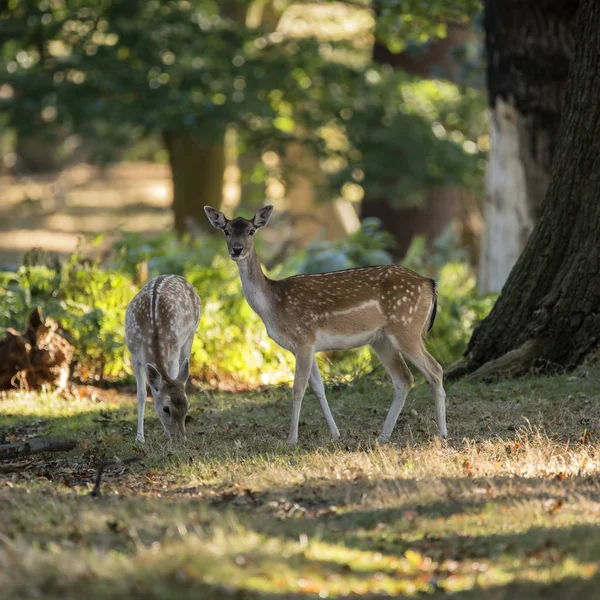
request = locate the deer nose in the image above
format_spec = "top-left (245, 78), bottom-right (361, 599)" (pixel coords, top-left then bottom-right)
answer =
top-left (231, 246), bottom-right (243, 256)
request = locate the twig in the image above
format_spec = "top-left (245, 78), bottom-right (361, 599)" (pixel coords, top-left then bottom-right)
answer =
top-left (90, 457), bottom-right (141, 497)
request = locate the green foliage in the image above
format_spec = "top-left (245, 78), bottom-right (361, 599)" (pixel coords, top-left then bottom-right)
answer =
top-left (327, 71), bottom-right (488, 206)
top-left (288, 218), bottom-right (396, 274)
top-left (1, 0), bottom-right (486, 205)
top-left (0, 248), bottom-right (295, 386)
top-left (0, 227), bottom-right (492, 384)
top-left (0, 260), bottom-right (135, 379)
top-left (427, 262), bottom-right (496, 365)
top-left (373, 0), bottom-right (482, 53)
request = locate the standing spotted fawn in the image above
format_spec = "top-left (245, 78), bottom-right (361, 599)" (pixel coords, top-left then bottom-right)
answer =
top-left (125, 275), bottom-right (201, 442)
top-left (205, 205), bottom-right (446, 445)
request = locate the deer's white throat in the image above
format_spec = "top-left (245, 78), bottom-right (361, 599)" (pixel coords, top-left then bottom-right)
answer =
top-left (236, 251), bottom-right (273, 317)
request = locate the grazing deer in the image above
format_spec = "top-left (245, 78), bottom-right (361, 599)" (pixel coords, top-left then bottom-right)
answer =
top-left (125, 275), bottom-right (201, 442)
top-left (204, 205), bottom-right (446, 445)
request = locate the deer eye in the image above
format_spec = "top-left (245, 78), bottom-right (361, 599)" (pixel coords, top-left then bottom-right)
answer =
top-left (224, 230), bottom-right (230, 237)
top-left (249, 230), bottom-right (255, 236)
top-left (163, 406), bottom-right (171, 415)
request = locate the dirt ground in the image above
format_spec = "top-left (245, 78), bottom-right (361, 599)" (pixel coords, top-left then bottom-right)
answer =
top-left (0, 162), bottom-right (173, 269)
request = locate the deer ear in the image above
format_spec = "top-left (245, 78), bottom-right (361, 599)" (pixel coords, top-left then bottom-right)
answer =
top-left (146, 363), bottom-right (162, 391)
top-left (253, 205), bottom-right (274, 229)
top-left (204, 206), bottom-right (227, 230)
top-left (177, 358), bottom-right (189, 384)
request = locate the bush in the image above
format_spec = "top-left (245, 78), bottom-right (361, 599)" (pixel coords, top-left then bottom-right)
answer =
top-left (0, 248), bottom-right (293, 387)
top-left (427, 262), bottom-right (496, 366)
top-left (0, 223), bottom-right (495, 387)
top-left (287, 218), bottom-right (396, 275)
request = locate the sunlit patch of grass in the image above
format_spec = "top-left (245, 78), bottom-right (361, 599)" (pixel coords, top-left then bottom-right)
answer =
top-left (1, 359), bottom-right (600, 598)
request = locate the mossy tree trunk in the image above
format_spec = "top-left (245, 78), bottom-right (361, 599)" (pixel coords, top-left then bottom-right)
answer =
top-left (451, 0), bottom-right (600, 378)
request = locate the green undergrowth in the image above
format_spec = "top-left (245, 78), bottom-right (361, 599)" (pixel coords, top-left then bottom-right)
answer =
top-left (0, 228), bottom-right (495, 387)
top-left (1, 359), bottom-right (600, 598)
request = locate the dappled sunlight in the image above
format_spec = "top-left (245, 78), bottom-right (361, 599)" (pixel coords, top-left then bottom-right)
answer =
top-left (0, 389), bottom-right (129, 419)
top-left (2, 363), bottom-right (600, 597)
top-left (1, 482), bottom-right (600, 598)
top-left (0, 163), bottom-right (172, 266)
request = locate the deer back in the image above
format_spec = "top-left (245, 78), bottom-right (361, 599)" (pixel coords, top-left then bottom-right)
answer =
top-left (125, 274), bottom-right (201, 371)
top-left (267, 265), bottom-right (436, 347)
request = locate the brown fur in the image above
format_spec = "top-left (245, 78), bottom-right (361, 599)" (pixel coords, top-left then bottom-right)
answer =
top-left (204, 205), bottom-right (446, 445)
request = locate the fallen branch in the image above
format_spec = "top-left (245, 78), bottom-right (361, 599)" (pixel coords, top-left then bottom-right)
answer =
top-left (0, 461), bottom-right (32, 474)
top-left (0, 437), bottom-right (77, 461)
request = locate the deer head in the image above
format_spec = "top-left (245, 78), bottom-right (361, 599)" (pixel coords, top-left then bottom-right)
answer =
top-left (204, 205), bottom-right (274, 261)
top-left (146, 359), bottom-right (190, 440)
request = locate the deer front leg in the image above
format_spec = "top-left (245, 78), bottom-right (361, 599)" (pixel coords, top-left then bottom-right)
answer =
top-left (133, 360), bottom-right (147, 443)
top-left (288, 348), bottom-right (313, 446)
top-left (309, 358), bottom-right (340, 440)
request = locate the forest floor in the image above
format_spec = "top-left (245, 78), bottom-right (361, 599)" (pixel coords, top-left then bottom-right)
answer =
top-left (1, 361), bottom-right (600, 599)
top-left (0, 162), bottom-right (173, 269)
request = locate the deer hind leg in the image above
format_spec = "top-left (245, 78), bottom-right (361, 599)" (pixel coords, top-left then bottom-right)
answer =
top-left (133, 360), bottom-right (147, 443)
top-left (309, 358), bottom-right (340, 440)
top-left (288, 348), bottom-right (313, 446)
top-left (370, 335), bottom-right (414, 443)
top-left (398, 338), bottom-right (447, 438)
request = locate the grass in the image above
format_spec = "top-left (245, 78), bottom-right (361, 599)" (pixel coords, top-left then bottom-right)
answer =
top-left (1, 360), bottom-right (600, 599)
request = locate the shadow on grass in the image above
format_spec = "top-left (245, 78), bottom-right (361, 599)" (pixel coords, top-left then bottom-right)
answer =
top-left (2, 366), bottom-right (599, 447)
top-left (2, 485), bottom-right (600, 600)
top-left (26, 572), bottom-right (600, 600)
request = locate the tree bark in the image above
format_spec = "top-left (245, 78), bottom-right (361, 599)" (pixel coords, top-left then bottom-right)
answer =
top-left (450, 0), bottom-right (600, 378)
top-left (0, 437), bottom-right (77, 461)
top-left (163, 131), bottom-right (225, 235)
top-left (0, 307), bottom-right (73, 391)
top-left (478, 0), bottom-right (577, 293)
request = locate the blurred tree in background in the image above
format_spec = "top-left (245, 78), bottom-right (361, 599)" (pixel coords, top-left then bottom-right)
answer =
top-left (0, 0), bottom-right (486, 246)
top-left (477, 0), bottom-right (577, 294)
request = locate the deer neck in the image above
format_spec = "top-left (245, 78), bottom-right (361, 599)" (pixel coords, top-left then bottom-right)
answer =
top-left (236, 247), bottom-right (273, 318)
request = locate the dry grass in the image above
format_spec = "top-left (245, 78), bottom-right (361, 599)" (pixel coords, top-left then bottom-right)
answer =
top-left (1, 360), bottom-right (600, 598)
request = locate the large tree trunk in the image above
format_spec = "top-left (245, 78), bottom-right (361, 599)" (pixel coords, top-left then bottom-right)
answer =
top-left (163, 132), bottom-right (225, 235)
top-left (478, 0), bottom-right (577, 293)
top-left (450, 0), bottom-right (600, 379)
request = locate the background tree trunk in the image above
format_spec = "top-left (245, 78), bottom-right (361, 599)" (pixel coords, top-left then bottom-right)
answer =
top-left (451, 0), bottom-right (600, 378)
top-left (162, 1), bottom-right (249, 236)
top-left (478, 0), bottom-right (577, 293)
top-left (363, 17), bottom-right (481, 260)
top-left (163, 132), bottom-right (225, 235)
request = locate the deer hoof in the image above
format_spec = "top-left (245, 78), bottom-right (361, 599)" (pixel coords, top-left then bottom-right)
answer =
top-left (378, 435), bottom-right (390, 445)
top-left (331, 429), bottom-right (341, 441)
top-left (136, 435), bottom-right (145, 444)
top-left (286, 435), bottom-right (298, 446)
